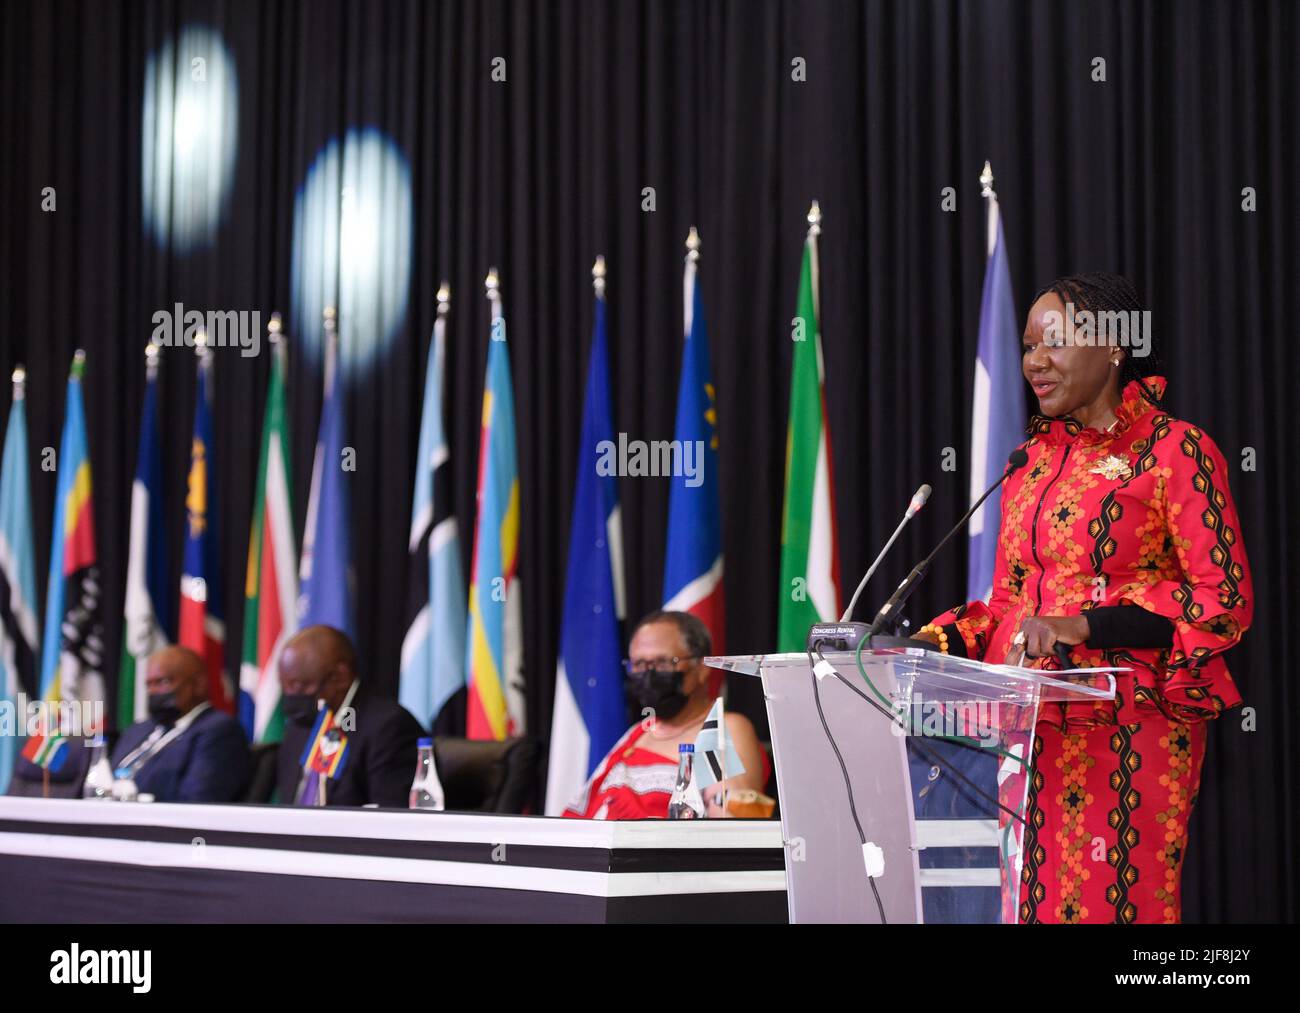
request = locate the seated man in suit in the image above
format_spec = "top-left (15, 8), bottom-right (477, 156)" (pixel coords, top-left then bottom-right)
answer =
top-left (276, 625), bottom-right (423, 807)
top-left (110, 645), bottom-right (250, 802)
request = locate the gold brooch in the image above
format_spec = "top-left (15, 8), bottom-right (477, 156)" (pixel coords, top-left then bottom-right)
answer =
top-left (1090, 454), bottom-right (1133, 481)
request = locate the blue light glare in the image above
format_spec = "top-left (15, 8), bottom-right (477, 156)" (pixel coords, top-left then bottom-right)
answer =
top-left (291, 128), bottom-right (414, 375)
top-left (141, 26), bottom-right (239, 252)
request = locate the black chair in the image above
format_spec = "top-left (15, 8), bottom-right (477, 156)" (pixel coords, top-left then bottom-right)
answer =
top-left (434, 736), bottom-right (540, 814)
top-left (241, 741), bottom-right (281, 803)
top-left (7, 738), bottom-right (93, 798)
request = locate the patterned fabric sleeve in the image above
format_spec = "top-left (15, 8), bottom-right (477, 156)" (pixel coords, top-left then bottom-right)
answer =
top-left (1117, 425), bottom-right (1253, 715)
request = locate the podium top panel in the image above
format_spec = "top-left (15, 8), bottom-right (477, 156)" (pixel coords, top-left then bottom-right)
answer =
top-left (705, 648), bottom-right (1118, 703)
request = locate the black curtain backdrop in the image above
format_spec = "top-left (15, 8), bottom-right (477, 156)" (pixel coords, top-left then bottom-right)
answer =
top-left (0, 0), bottom-right (1295, 922)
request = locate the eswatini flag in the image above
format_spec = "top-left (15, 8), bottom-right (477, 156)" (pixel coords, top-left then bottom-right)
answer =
top-left (180, 348), bottom-right (230, 712)
top-left (239, 330), bottom-right (297, 742)
top-left (465, 271), bottom-right (524, 740)
top-left (663, 229), bottom-right (725, 667)
top-left (777, 204), bottom-right (841, 651)
top-left (39, 351), bottom-right (105, 715)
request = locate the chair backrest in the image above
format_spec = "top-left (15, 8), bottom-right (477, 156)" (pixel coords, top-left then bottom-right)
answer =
top-left (433, 736), bottom-right (540, 814)
top-left (241, 741), bottom-right (281, 804)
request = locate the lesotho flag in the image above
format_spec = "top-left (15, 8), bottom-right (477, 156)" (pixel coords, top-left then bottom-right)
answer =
top-left (119, 346), bottom-right (173, 727)
top-left (966, 164), bottom-right (1025, 603)
top-left (544, 259), bottom-right (626, 815)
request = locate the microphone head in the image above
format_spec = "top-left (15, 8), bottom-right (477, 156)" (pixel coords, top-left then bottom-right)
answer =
top-left (1007, 448), bottom-right (1029, 471)
top-left (906, 483), bottom-right (932, 517)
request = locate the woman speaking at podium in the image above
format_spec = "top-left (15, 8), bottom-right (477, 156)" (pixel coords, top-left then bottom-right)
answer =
top-left (916, 273), bottom-right (1253, 924)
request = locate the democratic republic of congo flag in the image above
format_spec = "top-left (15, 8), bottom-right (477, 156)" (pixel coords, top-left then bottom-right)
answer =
top-left (39, 351), bottom-right (105, 717)
top-left (465, 270), bottom-right (523, 741)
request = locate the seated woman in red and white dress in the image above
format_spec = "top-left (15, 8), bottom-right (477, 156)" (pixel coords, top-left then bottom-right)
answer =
top-left (562, 611), bottom-right (769, 820)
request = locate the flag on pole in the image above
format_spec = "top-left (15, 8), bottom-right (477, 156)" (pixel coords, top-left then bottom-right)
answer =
top-left (544, 256), bottom-right (626, 815)
top-left (180, 340), bottom-right (231, 712)
top-left (297, 308), bottom-right (355, 637)
top-left (400, 284), bottom-right (467, 730)
top-left (239, 317), bottom-right (298, 743)
top-left (692, 696), bottom-right (745, 790)
top-left (663, 227), bottom-right (725, 656)
top-left (39, 350), bottom-right (105, 718)
top-left (465, 269), bottom-right (524, 740)
top-left (118, 344), bottom-right (173, 729)
top-left (21, 731), bottom-right (69, 773)
top-left (967, 163), bottom-right (1026, 602)
top-left (777, 202), bottom-right (841, 651)
top-left (0, 366), bottom-right (39, 793)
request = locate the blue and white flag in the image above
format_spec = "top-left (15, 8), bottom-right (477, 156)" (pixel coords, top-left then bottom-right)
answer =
top-left (298, 325), bottom-right (355, 636)
top-left (400, 292), bottom-right (467, 729)
top-left (967, 174), bottom-right (1025, 602)
top-left (0, 372), bottom-right (39, 793)
top-left (693, 697), bottom-right (744, 791)
top-left (544, 268), bottom-right (626, 815)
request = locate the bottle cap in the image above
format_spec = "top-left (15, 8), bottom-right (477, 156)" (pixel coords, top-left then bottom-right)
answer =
top-left (417, 737), bottom-right (433, 748)
top-left (679, 743), bottom-right (694, 753)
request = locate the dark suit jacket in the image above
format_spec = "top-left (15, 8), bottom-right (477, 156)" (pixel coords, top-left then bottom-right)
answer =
top-left (110, 707), bottom-right (251, 803)
top-left (276, 687), bottom-right (423, 807)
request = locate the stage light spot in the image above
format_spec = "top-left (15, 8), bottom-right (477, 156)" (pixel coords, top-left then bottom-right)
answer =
top-left (141, 26), bottom-right (239, 252)
top-left (291, 128), bottom-right (413, 375)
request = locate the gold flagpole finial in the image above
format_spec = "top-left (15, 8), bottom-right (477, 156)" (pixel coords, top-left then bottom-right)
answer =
top-left (484, 268), bottom-right (500, 297)
top-left (592, 255), bottom-right (607, 297)
top-left (71, 348), bottom-right (87, 379)
top-left (437, 281), bottom-right (451, 316)
top-left (11, 365), bottom-right (26, 399)
top-left (194, 329), bottom-right (209, 354)
top-left (268, 312), bottom-right (282, 337)
top-left (145, 342), bottom-right (160, 376)
top-left (807, 200), bottom-right (822, 236)
top-left (323, 305), bottom-right (337, 334)
top-left (980, 160), bottom-right (996, 200)
top-left (685, 226), bottom-right (701, 263)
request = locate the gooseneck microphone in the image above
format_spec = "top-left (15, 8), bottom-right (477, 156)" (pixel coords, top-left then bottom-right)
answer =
top-left (840, 484), bottom-right (932, 623)
top-left (865, 448), bottom-right (1029, 638)
top-left (805, 484), bottom-right (931, 653)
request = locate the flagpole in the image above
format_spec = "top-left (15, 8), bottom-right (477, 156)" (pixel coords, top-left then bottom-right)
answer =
top-left (437, 281), bottom-right (451, 320)
top-left (12, 365), bottom-right (25, 401)
top-left (980, 160), bottom-right (997, 255)
top-left (322, 306), bottom-right (338, 396)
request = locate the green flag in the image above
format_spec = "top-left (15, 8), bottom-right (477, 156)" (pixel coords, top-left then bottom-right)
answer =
top-left (778, 206), bottom-right (840, 651)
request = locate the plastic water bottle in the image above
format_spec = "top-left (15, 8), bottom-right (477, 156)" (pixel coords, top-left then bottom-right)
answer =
top-left (81, 736), bottom-right (113, 799)
top-left (668, 744), bottom-right (706, 820)
top-left (409, 737), bottom-right (446, 811)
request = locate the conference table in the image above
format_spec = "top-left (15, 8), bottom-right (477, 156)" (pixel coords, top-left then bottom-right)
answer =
top-left (0, 797), bottom-right (788, 923)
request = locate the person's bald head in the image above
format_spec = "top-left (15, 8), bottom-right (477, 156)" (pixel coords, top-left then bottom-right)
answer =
top-left (278, 625), bottom-right (358, 712)
top-left (145, 645), bottom-right (208, 717)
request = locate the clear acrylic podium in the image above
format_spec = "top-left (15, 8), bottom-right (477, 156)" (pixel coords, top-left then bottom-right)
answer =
top-left (707, 647), bottom-right (1118, 923)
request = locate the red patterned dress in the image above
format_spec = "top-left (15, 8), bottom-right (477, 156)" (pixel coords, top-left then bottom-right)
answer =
top-left (932, 377), bottom-right (1252, 923)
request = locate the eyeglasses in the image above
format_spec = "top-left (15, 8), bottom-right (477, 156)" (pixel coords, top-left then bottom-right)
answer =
top-left (622, 656), bottom-right (700, 675)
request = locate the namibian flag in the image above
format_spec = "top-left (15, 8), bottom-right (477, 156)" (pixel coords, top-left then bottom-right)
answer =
top-left (21, 732), bottom-right (69, 773)
top-left (299, 708), bottom-right (349, 779)
top-left (180, 346), bottom-right (231, 712)
top-left (465, 270), bottom-right (524, 741)
top-left (663, 228), bottom-right (725, 667)
top-left (39, 351), bottom-right (104, 714)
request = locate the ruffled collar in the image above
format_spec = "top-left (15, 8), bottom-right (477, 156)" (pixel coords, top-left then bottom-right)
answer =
top-left (1028, 376), bottom-right (1166, 447)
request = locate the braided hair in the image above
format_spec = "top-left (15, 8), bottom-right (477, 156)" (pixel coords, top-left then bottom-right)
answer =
top-left (1031, 272), bottom-right (1166, 410)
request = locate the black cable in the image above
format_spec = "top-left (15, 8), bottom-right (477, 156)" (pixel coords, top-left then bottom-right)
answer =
top-left (807, 650), bottom-right (887, 924)
top-left (814, 647), bottom-right (1026, 829)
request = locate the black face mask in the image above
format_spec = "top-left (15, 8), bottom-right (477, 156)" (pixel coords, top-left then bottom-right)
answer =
top-left (147, 691), bottom-right (182, 726)
top-left (629, 668), bottom-right (691, 720)
top-left (281, 693), bottom-right (321, 727)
